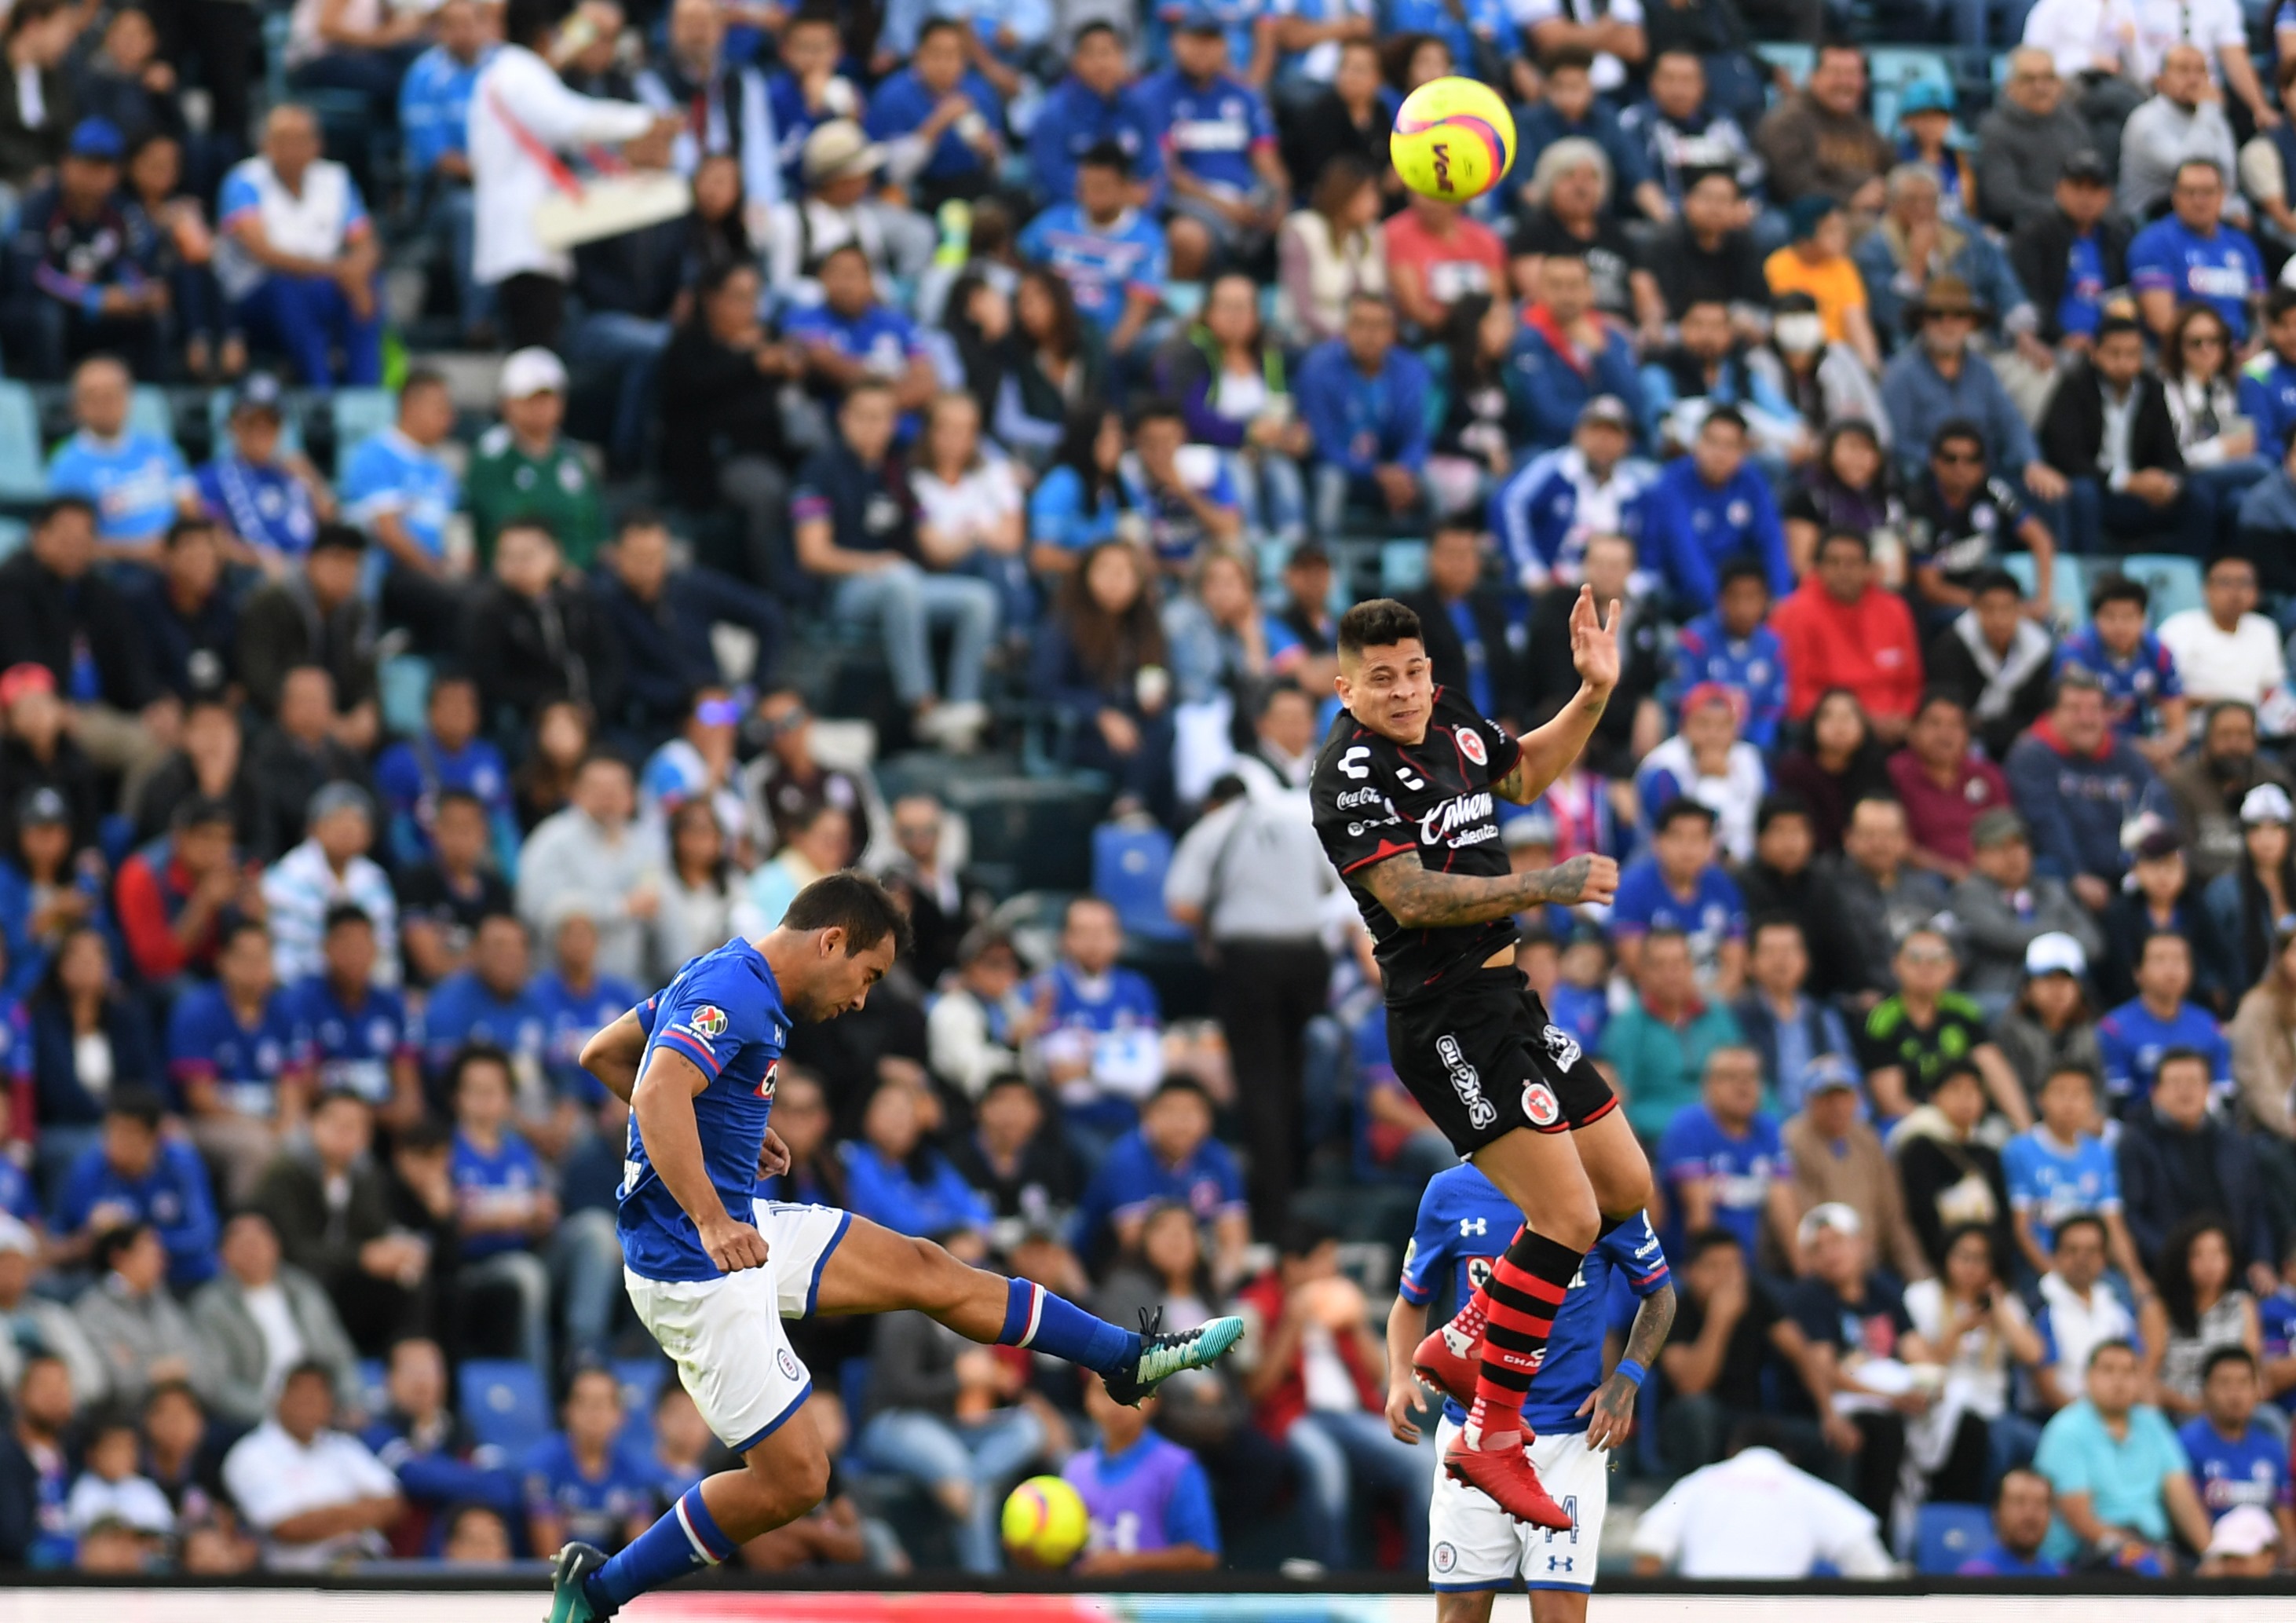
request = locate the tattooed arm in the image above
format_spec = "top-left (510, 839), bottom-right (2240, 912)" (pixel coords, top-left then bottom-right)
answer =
top-left (1362, 850), bottom-right (1621, 927)
top-left (1581, 1281), bottom-right (1676, 1451)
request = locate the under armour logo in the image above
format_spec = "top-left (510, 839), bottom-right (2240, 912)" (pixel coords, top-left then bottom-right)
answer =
top-left (1546, 1555), bottom-right (1574, 1573)
top-left (1460, 1217), bottom-right (1488, 1237)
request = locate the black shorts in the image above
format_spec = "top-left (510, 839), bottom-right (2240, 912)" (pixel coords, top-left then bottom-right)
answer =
top-left (1386, 968), bottom-right (1618, 1155)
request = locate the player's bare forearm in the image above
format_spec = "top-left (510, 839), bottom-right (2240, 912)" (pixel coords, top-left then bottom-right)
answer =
top-left (1583, 1281), bottom-right (1673, 1448)
top-left (1498, 680), bottom-right (1612, 805)
top-left (1362, 849), bottom-right (1619, 928)
top-left (579, 1009), bottom-right (648, 1102)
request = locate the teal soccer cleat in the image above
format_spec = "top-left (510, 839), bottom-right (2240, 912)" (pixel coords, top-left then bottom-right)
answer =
top-left (1102, 1309), bottom-right (1247, 1406)
top-left (547, 1541), bottom-right (612, 1623)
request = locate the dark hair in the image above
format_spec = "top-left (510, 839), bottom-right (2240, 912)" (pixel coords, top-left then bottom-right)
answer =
top-left (401, 366), bottom-right (448, 399)
top-left (1126, 393), bottom-right (1185, 434)
top-left (1702, 404), bottom-right (1748, 437)
top-left (1816, 526), bottom-right (1870, 560)
top-left (280, 1357), bottom-right (336, 1395)
top-left (1279, 1215), bottom-right (1337, 1259)
top-left (309, 521), bottom-right (366, 555)
top-left (1754, 792), bottom-right (1812, 835)
top-left (916, 16), bottom-right (964, 46)
top-left (1912, 689), bottom-right (1965, 723)
top-left (2267, 286), bottom-right (2296, 326)
top-left (1149, 1074), bottom-right (1214, 1109)
top-left (1969, 566), bottom-right (2021, 600)
top-left (503, 0), bottom-right (556, 48)
top-left (2157, 1213), bottom-right (2239, 1334)
top-left (165, 515), bottom-right (218, 548)
top-left (1748, 912), bottom-right (1806, 950)
top-left (1055, 539), bottom-right (1165, 686)
top-left (1050, 404), bottom-right (1120, 505)
top-left (1718, 557), bottom-right (1771, 595)
top-left (2202, 1344), bottom-right (2258, 1382)
top-left (1337, 598), bottom-right (1424, 658)
top-left (784, 870), bottom-right (915, 960)
top-left (4, 0), bottom-right (69, 42)
top-left (1439, 292), bottom-right (1503, 397)
top-left (141, 1379), bottom-right (201, 1417)
top-left (1939, 1222), bottom-right (2002, 1283)
top-left (1684, 1226), bottom-right (1744, 1264)
top-left (32, 494), bottom-right (97, 531)
top-left (1642, 924), bottom-right (1692, 956)
top-left (447, 1040), bottom-right (516, 1096)
top-left (433, 786), bottom-right (485, 821)
top-left (1311, 153), bottom-right (1377, 228)
top-left (1654, 798), bottom-right (1718, 834)
top-left (322, 902), bottom-right (373, 936)
top-left (2096, 313), bottom-right (2146, 344)
top-left (2087, 1336), bottom-right (2138, 1368)
top-left (1015, 265), bottom-right (1082, 360)
top-left (1073, 19), bottom-right (1119, 46)
top-left (1995, 1466), bottom-right (2051, 1506)
top-left (1929, 418), bottom-right (1986, 461)
top-left (105, 1084), bottom-right (165, 1131)
top-left (2089, 571), bottom-right (2149, 615)
top-left (1078, 138), bottom-right (1131, 179)
top-left (2052, 1212), bottom-right (2108, 1252)
top-left (93, 1222), bottom-right (152, 1274)
top-left (1929, 1058), bottom-right (1982, 1091)
top-left (2163, 300), bottom-right (2234, 384)
top-left (1541, 44), bottom-right (1596, 74)
top-left (32, 924), bottom-right (112, 1013)
top-left (2042, 1062), bottom-right (2098, 1094)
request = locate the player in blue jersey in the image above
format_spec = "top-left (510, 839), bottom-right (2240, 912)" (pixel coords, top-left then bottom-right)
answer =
top-left (547, 872), bottom-right (1244, 1621)
top-left (1384, 1164), bottom-right (1674, 1619)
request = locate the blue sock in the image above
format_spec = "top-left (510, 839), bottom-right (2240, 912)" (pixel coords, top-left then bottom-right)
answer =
top-left (999, 1276), bottom-right (1139, 1374)
top-left (585, 1484), bottom-right (730, 1611)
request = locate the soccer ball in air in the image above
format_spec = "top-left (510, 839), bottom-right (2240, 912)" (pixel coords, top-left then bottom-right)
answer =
top-left (1001, 1475), bottom-right (1090, 1568)
top-left (1392, 76), bottom-right (1517, 203)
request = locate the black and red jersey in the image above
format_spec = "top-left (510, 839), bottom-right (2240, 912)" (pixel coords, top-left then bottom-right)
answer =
top-left (1311, 685), bottom-right (1522, 1004)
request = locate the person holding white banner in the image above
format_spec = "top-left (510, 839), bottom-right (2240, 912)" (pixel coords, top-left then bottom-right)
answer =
top-left (470, 0), bottom-right (682, 350)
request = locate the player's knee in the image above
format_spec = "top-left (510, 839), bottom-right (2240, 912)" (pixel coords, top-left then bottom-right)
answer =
top-left (750, 1442), bottom-right (832, 1520)
top-left (1599, 1157), bottom-right (1653, 1220)
top-left (1435, 1591), bottom-right (1496, 1623)
top-left (1540, 1186), bottom-right (1600, 1253)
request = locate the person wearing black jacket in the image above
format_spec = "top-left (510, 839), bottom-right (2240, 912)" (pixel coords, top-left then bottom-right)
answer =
top-left (2037, 316), bottom-right (2185, 555)
top-left (1522, 532), bottom-right (1663, 776)
top-left (0, 494), bottom-right (167, 795)
top-left (1397, 517), bottom-right (1522, 730)
top-left (235, 524), bottom-right (378, 724)
top-left (1925, 571), bottom-right (2057, 761)
top-left (2008, 154), bottom-right (2130, 347)
top-left (464, 517), bottom-right (622, 744)
top-left (656, 260), bottom-right (802, 592)
top-left (593, 511), bottom-right (784, 742)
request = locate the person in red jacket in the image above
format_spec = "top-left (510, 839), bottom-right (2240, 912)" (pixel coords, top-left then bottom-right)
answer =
top-left (113, 794), bottom-right (256, 985)
top-left (1771, 527), bottom-right (1925, 744)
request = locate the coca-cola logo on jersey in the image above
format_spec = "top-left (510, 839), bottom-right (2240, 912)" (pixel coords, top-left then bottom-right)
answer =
top-left (1419, 791), bottom-right (1497, 848)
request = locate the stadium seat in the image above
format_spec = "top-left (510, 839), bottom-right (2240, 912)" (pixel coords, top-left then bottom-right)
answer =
top-left (129, 386), bottom-right (174, 445)
top-left (1914, 1501), bottom-right (1994, 1573)
top-left (379, 654), bottom-right (434, 738)
top-left (458, 1359), bottom-right (550, 1459)
top-left (356, 1358), bottom-right (389, 1419)
top-left (2003, 551), bottom-right (2089, 631)
top-left (1380, 539), bottom-right (1429, 595)
top-left (1756, 41), bottom-right (1815, 85)
top-left (0, 381), bottom-right (49, 504)
top-left (327, 386), bottom-right (397, 455)
top-left (615, 1358), bottom-right (669, 1457)
top-left (2117, 554), bottom-right (2205, 627)
top-left (1091, 821), bottom-right (1189, 941)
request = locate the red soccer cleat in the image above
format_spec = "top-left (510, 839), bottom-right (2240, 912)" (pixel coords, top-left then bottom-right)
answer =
top-left (1443, 1434), bottom-right (1575, 1530)
top-left (1413, 1324), bottom-right (1481, 1408)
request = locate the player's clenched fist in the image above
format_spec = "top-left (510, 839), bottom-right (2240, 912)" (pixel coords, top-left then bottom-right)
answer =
top-left (1548, 854), bottom-right (1619, 906)
top-left (700, 1214), bottom-right (771, 1272)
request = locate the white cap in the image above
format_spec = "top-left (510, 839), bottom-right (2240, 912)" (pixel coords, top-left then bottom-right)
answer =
top-left (2242, 782), bottom-right (2294, 826)
top-left (2206, 1504), bottom-right (2280, 1558)
top-left (499, 346), bottom-right (568, 400)
top-left (2024, 930), bottom-right (2087, 979)
top-left (1797, 1201), bottom-right (1863, 1249)
top-left (0, 1212), bottom-right (35, 1256)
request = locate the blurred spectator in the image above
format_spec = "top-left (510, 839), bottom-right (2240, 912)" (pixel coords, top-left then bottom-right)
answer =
top-left (653, 262), bottom-right (800, 592)
top-left (2121, 49), bottom-right (2242, 225)
top-left (1738, 794), bottom-right (1826, 946)
top-left (2059, 575), bottom-right (2188, 769)
top-left (397, 0), bottom-right (488, 344)
top-left (0, 1351), bottom-right (77, 1566)
top-left (1734, 918), bottom-right (1855, 1114)
top-left (1602, 926), bottom-right (1747, 1139)
top-left (1030, 894), bottom-right (1164, 1160)
top-left (1276, 152), bottom-right (1385, 347)
top-left (1665, 559), bottom-right (1785, 751)
top-left (1062, 1372), bottom-right (1219, 1574)
top-left (1882, 276), bottom-right (2051, 504)
top-left (2170, 702), bottom-right (2289, 892)
top-left (1625, 49), bottom-right (1760, 214)
top-left (1233, 1219), bottom-right (1428, 1574)
top-left (1784, 1202), bottom-right (1921, 1521)
top-left (1783, 1059), bottom-right (1931, 1281)
top-left (1636, 685), bottom-right (1766, 864)
top-left (747, 802), bottom-right (853, 928)
top-left (133, 518), bottom-right (237, 707)
top-left (215, 107), bottom-right (380, 388)
top-left (1822, 798), bottom-right (1954, 1004)
top-left (1753, 42), bottom-right (1889, 210)
top-left (255, 1090), bottom-right (431, 1355)
top-left (468, 349), bottom-right (606, 571)
top-left (1954, 818), bottom-right (2101, 1002)
top-left (522, 1364), bottom-right (653, 1556)
top-left (190, 1210), bottom-right (359, 1429)
top-left (842, 1078), bottom-right (991, 1241)
top-left (2228, 910), bottom-right (2296, 1139)
top-left (1395, 522), bottom-right (1519, 725)
top-left (1860, 928), bottom-right (2023, 1124)
top-left (785, 242), bottom-right (938, 415)
top-left (2099, 933), bottom-right (2231, 1112)
top-left (0, 0), bottom-right (83, 200)
top-left (1032, 542), bottom-right (1176, 821)
top-left (2033, 1217), bottom-right (2137, 1414)
top-left (1927, 572), bottom-right (2054, 762)
top-left (517, 754), bottom-right (660, 985)
top-left (1512, 252), bottom-right (1641, 461)
top-left (1643, 408), bottom-right (1790, 619)
top-left (2145, 1215), bottom-right (2263, 1422)
top-left (2033, 1337), bottom-right (2211, 1570)
top-left (199, 376), bottom-right (329, 568)
top-left (0, 664), bottom-right (100, 861)
top-left (1976, 53), bottom-right (2093, 233)
top-left (1512, 133), bottom-right (1661, 336)
top-left (339, 372), bottom-right (464, 654)
top-left (248, 666), bottom-right (372, 863)
top-left (2176, 1347), bottom-right (2292, 1542)
top-left (1958, 1467), bottom-right (2064, 1574)
top-left (654, 799), bottom-right (763, 977)
top-left (72, 1220), bottom-right (217, 1407)
top-left (1073, 1076), bottom-right (1247, 1275)
top-left (1633, 1416), bottom-right (1892, 1577)
top-left (0, 1214), bottom-right (105, 1401)
top-left (221, 1358), bottom-right (401, 1570)
top-left (597, 514), bottom-right (785, 746)
top-left (1771, 532), bottom-right (1922, 744)
top-left (65, 1409), bottom-right (174, 1544)
top-left (446, 1043), bottom-right (558, 1380)
top-left (861, 1305), bottom-right (1047, 1574)
top-left (1658, 1044), bottom-right (1795, 1260)
top-left (1764, 199), bottom-right (1876, 375)
top-left (364, 1336), bottom-right (519, 1555)
top-left (374, 675), bottom-right (514, 870)
top-left (1, 118), bottom-right (166, 381)
top-left (53, 1087), bottom-right (215, 1289)
top-left (466, 519), bottom-right (622, 735)
top-left (29, 932), bottom-right (156, 1172)
top-left (638, 0), bottom-right (781, 220)
top-left (1903, 1223), bottom-right (2047, 1504)
top-left (945, 1074), bottom-right (1080, 1230)
top-left (167, 918), bottom-right (309, 1203)
top-left (119, 792), bottom-right (250, 989)
top-left (236, 525), bottom-right (378, 728)
top-left (1523, 533), bottom-right (1665, 779)
top-left (2118, 1047), bottom-right (2276, 1278)
top-left (2005, 668), bottom-right (2167, 912)
top-left (1027, 23), bottom-right (1158, 207)
top-left (1016, 137), bottom-right (1164, 359)
top-left (1662, 1228), bottom-right (1807, 1475)
top-left (2042, 318), bottom-right (2187, 557)
top-left (926, 931), bottom-right (1032, 1103)
top-left (1611, 798), bottom-right (1748, 992)
top-left (1297, 294), bottom-right (1428, 534)
top-left (1491, 397), bottom-right (1654, 595)
top-left (2147, 303), bottom-right (2271, 561)
top-left (132, 697), bottom-right (259, 850)
top-left (264, 783), bottom-right (397, 989)
top-left (424, 912), bottom-right (549, 1095)
top-left (876, 793), bottom-right (984, 988)
top-left (1885, 697), bottom-right (2011, 886)
top-left (397, 790), bottom-right (513, 989)
top-left (1894, 1062), bottom-right (2016, 1273)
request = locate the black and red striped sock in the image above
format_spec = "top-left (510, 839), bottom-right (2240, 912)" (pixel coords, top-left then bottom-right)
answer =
top-left (1464, 1228), bottom-right (1579, 1446)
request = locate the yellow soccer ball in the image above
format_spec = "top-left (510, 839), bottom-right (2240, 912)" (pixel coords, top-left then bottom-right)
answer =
top-left (1392, 75), bottom-right (1517, 203)
top-left (1001, 1475), bottom-right (1090, 1569)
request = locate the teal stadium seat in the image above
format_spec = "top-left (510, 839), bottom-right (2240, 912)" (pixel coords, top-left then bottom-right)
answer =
top-left (2117, 554), bottom-right (2205, 627)
top-left (1380, 539), bottom-right (1429, 594)
top-left (2003, 551), bottom-right (2089, 631)
top-left (0, 382), bottom-right (49, 503)
top-left (128, 386), bottom-right (174, 444)
top-left (328, 386), bottom-right (398, 452)
top-left (1757, 41), bottom-right (1815, 86)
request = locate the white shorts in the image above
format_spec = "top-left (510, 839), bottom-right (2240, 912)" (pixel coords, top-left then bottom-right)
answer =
top-left (1427, 1420), bottom-right (1610, 1592)
top-left (623, 1201), bottom-right (852, 1453)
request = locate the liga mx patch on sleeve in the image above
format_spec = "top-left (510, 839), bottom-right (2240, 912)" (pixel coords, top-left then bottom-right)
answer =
top-left (664, 1003), bottom-right (731, 1071)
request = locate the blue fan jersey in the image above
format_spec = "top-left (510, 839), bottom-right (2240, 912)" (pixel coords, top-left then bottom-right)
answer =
top-left (1398, 1165), bottom-right (1669, 1435)
top-left (619, 938), bottom-right (789, 1282)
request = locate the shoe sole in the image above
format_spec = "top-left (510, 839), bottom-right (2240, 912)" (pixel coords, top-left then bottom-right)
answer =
top-left (1123, 1315), bottom-right (1248, 1401)
top-left (1442, 1455), bottom-right (1575, 1531)
top-left (547, 1544), bottom-right (595, 1623)
top-left (1412, 1358), bottom-right (1475, 1408)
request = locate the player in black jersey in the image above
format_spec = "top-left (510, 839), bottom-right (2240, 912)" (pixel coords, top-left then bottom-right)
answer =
top-left (1309, 590), bottom-right (1652, 1529)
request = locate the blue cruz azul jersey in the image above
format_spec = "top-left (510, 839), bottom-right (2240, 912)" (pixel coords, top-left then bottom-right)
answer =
top-left (1400, 1165), bottom-right (1669, 1434)
top-left (620, 938), bottom-right (790, 1281)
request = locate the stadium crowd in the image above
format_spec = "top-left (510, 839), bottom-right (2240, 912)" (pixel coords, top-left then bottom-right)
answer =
top-left (4, 0), bottom-right (2296, 1586)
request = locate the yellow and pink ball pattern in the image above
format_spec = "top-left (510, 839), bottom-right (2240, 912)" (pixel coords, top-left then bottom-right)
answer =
top-left (1392, 76), bottom-right (1518, 203)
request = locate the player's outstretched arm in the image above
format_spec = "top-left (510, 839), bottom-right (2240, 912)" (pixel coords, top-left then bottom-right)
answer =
top-left (632, 1046), bottom-right (768, 1272)
top-left (1497, 585), bottom-right (1619, 806)
top-left (1362, 848), bottom-right (1619, 929)
top-left (1578, 1281), bottom-right (1675, 1451)
top-left (579, 1008), bottom-right (649, 1102)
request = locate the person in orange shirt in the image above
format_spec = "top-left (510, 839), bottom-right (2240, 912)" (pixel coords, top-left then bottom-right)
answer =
top-left (1770, 526), bottom-right (1925, 744)
top-left (1381, 192), bottom-right (1509, 334)
top-left (1764, 196), bottom-right (1881, 375)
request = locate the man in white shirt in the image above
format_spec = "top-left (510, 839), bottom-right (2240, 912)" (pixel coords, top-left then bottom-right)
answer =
top-left (221, 1358), bottom-right (403, 1570)
top-left (2119, 46), bottom-right (2247, 223)
top-left (2127, 0), bottom-right (2277, 130)
top-left (2033, 1212), bottom-right (2141, 1410)
top-left (1514, 0), bottom-right (1647, 97)
top-left (2159, 554), bottom-right (2288, 708)
top-left (216, 106), bottom-right (382, 388)
top-left (470, 0), bottom-right (680, 349)
top-left (1629, 1423), bottom-right (1895, 1577)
